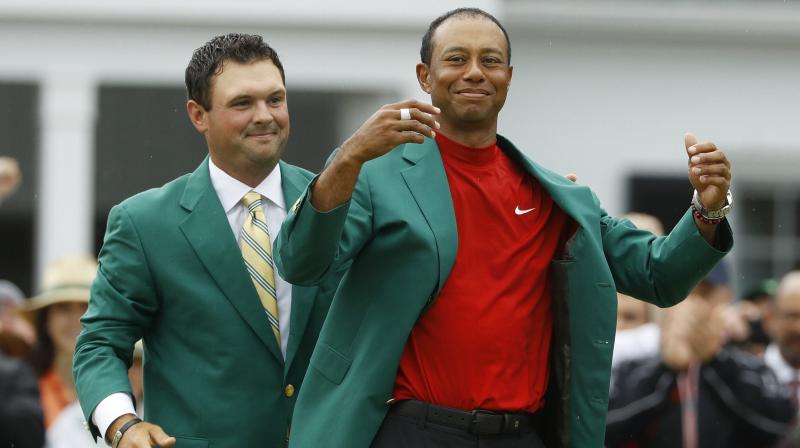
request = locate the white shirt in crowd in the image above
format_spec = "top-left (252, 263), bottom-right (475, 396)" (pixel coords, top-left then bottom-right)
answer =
top-left (47, 402), bottom-right (101, 448)
top-left (764, 342), bottom-right (800, 414)
top-left (91, 158), bottom-right (292, 439)
top-left (611, 322), bottom-right (661, 369)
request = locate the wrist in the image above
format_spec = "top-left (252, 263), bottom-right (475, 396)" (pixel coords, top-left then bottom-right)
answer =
top-left (338, 139), bottom-right (367, 166)
top-left (106, 414), bottom-right (139, 445)
top-left (691, 190), bottom-right (733, 223)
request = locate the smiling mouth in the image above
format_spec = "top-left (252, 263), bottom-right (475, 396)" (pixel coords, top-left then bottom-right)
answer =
top-left (456, 89), bottom-right (490, 99)
top-left (246, 131), bottom-right (277, 139)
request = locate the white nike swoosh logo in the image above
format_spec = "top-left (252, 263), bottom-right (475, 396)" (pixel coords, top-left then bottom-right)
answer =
top-left (515, 206), bottom-right (536, 215)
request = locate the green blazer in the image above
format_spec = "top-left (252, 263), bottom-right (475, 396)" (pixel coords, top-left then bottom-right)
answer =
top-left (275, 136), bottom-right (732, 448)
top-left (73, 158), bottom-right (342, 448)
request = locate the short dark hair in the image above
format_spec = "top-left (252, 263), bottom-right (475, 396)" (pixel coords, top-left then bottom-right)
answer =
top-left (420, 8), bottom-right (511, 65)
top-left (185, 33), bottom-right (285, 110)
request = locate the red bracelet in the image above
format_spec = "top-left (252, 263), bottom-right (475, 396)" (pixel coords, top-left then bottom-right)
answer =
top-left (691, 204), bottom-right (724, 225)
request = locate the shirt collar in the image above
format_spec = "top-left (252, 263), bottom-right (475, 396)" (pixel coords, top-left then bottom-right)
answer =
top-left (208, 158), bottom-right (285, 213)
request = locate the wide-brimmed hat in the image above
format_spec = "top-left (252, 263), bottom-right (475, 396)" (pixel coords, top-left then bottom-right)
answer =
top-left (22, 255), bottom-right (97, 324)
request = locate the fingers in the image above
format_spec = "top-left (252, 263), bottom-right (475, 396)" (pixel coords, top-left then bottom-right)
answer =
top-left (393, 116), bottom-right (437, 139)
top-left (394, 98), bottom-right (441, 116)
top-left (690, 163), bottom-right (731, 180)
top-left (398, 131), bottom-right (426, 145)
top-left (407, 108), bottom-right (441, 131)
top-left (148, 426), bottom-right (176, 447)
top-left (684, 132), bottom-right (699, 153)
top-left (689, 149), bottom-right (730, 167)
top-left (688, 141), bottom-right (722, 156)
top-left (565, 173), bottom-right (578, 182)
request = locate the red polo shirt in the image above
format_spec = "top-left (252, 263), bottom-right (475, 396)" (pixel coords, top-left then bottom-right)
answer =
top-left (393, 133), bottom-right (571, 412)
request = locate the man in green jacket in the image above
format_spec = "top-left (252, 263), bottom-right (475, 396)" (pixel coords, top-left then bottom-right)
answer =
top-left (73, 34), bottom-right (341, 448)
top-left (276, 8), bottom-right (733, 448)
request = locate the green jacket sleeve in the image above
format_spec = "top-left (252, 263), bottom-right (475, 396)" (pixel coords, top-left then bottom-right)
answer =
top-left (275, 157), bottom-right (373, 286)
top-left (73, 204), bottom-right (158, 438)
top-left (601, 208), bottom-right (733, 307)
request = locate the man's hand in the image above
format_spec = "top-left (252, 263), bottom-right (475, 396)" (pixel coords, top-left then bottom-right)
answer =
top-left (340, 99), bottom-right (440, 165)
top-left (310, 99), bottom-right (439, 212)
top-left (106, 414), bottom-right (175, 448)
top-left (685, 133), bottom-right (731, 210)
top-left (684, 133), bottom-right (731, 244)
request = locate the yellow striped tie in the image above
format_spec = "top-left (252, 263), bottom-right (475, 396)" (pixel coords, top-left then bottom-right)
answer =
top-left (240, 191), bottom-right (280, 346)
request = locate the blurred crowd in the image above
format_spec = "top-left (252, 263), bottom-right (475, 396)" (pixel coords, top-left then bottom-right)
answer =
top-left (607, 213), bottom-right (800, 448)
top-left (2, 154), bottom-right (800, 447)
top-left (1, 156), bottom-right (143, 448)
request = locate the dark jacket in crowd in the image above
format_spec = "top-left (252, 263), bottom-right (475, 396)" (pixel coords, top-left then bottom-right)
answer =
top-left (0, 352), bottom-right (44, 448)
top-left (606, 347), bottom-right (795, 448)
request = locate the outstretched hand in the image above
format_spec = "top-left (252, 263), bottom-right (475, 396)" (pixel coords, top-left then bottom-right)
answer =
top-left (685, 133), bottom-right (731, 210)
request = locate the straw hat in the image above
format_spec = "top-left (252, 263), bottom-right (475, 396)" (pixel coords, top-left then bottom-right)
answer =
top-left (22, 255), bottom-right (97, 323)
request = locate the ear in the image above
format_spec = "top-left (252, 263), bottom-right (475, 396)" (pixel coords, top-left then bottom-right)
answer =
top-left (508, 65), bottom-right (513, 88)
top-left (186, 100), bottom-right (208, 134)
top-left (416, 63), bottom-right (432, 94)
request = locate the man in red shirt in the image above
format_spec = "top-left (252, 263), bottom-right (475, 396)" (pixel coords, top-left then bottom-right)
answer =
top-left (276, 8), bottom-right (733, 448)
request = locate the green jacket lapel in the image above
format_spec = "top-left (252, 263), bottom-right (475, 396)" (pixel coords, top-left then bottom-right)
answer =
top-left (400, 139), bottom-right (458, 296)
top-left (178, 158), bottom-right (284, 363)
top-left (279, 161), bottom-right (316, 371)
top-left (497, 135), bottom-right (597, 230)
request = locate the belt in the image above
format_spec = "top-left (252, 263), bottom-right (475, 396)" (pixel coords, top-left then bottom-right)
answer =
top-left (388, 399), bottom-right (540, 436)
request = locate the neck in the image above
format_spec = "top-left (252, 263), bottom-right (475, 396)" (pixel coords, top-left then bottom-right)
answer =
top-left (211, 156), bottom-right (277, 188)
top-left (438, 120), bottom-right (497, 149)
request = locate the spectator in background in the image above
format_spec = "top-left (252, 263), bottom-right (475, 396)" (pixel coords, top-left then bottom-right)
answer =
top-left (606, 266), bottom-right (794, 448)
top-left (764, 272), bottom-right (800, 410)
top-left (0, 279), bottom-right (36, 360)
top-left (0, 156), bottom-right (22, 205)
top-left (735, 278), bottom-right (780, 357)
top-left (0, 350), bottom-right (45, 448)
top-left (23, 256), bottom-right (97, 446)
top-left (612, 213), bottom-right (664, 369)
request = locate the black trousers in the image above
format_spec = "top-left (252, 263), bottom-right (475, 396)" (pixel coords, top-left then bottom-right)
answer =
top-left (370, 411), bottom-right (547, 448)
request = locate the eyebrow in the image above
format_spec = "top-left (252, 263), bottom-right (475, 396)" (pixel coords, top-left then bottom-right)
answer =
top-left (441, 46), bottom-right (505, 57)
top-left (226, 88), bottom-right (286, 105)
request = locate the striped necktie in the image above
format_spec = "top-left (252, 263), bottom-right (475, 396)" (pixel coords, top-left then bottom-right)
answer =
top-left (240, 191), bottom-right (281, 347)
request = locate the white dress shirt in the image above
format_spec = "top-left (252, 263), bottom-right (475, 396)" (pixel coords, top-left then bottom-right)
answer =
top-left (92, 158), bottom-right (292, 438)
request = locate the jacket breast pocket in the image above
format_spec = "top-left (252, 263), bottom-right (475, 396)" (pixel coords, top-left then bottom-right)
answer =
top-left (311, 343), bottom-right (352, 385)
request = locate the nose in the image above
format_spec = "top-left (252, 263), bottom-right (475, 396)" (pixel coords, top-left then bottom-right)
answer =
top-left (463, 58), bottom-right (485, 82)
top-left (252, 100), bottom-right (273, 125)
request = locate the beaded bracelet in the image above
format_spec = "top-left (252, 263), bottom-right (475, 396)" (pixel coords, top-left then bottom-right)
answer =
top-left (691, 203), bottom-right (724, 225)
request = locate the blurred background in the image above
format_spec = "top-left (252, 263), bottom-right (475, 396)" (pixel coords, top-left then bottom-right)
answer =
top-left (1, 0), bottom-right (799, 296)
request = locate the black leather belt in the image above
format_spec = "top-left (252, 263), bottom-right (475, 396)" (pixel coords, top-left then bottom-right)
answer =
top-left (388, 399), bottom-right (540, 436)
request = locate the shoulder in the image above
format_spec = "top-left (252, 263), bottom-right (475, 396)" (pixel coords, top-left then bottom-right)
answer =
top-left (109, 173), bottom-right (193, 229)
top-left (117, 173), bottom-right (191, 213)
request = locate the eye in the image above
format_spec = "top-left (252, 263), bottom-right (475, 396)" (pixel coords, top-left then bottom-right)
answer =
top-left (483, 57), bottom-right (502, 65)
top-left (269, 96), bottom-right (284, 106)
top-left (446, 55), bottom-right (466, 63)
top-left (232, 99), bottom-right (250, 108)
